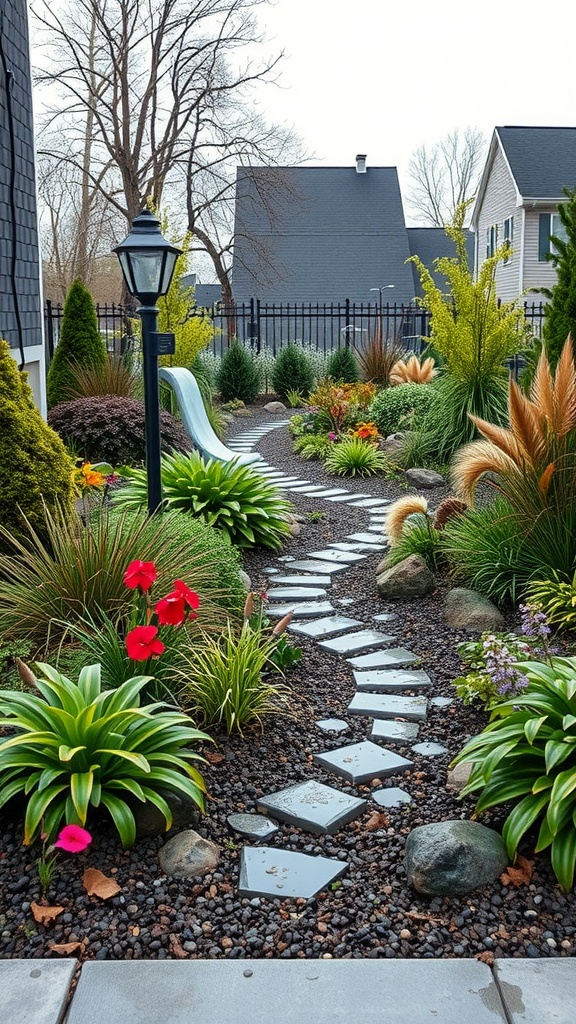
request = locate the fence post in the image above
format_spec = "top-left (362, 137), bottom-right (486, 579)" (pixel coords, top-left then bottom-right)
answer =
top-left (45, 298), bottom-right (54, 362)
top-left (344, 298), bottom-right (350, 348)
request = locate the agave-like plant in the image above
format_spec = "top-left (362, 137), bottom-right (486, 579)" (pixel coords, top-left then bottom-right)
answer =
top-left (0, 662), bottom-right (208, 847)
top-left (114, 452), bottom-right (293, 549)
top-left (390, 355), bottom-right (437, 385)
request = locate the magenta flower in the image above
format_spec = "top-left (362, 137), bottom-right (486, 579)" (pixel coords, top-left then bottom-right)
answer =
top-left (54, 824), bottom-right (92, 853)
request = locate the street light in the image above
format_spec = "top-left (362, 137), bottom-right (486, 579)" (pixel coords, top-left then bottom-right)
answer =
top-left (370, 284), bottom-right (395, 314)
top-left (113, 209), bottom-right (182, 515)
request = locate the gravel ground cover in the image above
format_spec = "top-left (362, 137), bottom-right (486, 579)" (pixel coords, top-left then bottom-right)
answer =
top-left (1, 407), bottom-right (575, 962)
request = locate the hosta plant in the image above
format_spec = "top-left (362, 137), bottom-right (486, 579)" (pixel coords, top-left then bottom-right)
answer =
top-left (0, 662), bottom-right (208, 848)
top-left (527, 571), bottom-right (576, 633)
top-left (114, 453), bottom-right (293, 549)
top-left (453, 655), bottom-right (576, 891)
top-left (324, 437), bottom-right (392, 477)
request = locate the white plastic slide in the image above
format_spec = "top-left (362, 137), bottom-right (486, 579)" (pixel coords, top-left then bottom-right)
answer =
top-left (158, 366), bottom-right (262, 466)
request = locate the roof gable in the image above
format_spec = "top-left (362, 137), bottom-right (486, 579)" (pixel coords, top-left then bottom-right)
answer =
top-left (497, 126), bottom-right (576, 199)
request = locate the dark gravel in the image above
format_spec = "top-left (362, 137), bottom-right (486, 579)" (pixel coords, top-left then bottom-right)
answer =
top-left (1, 406), bottom-right (575, 963)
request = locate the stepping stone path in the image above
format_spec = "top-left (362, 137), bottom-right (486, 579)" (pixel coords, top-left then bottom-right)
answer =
top-left (222, 423), bottom-right (450, 899)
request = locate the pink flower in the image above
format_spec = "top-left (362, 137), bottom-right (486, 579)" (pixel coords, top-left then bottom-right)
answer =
top-left (123, 560), bottom-right (157, 592)
top-left (125, 624), bottom-right (165, 660)
top-left (54, 824), bottom-right (92, 854)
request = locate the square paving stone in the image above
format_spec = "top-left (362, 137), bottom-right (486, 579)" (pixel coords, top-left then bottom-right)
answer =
top-left (268, 600), bottom-right (335, 618)
top-left (347, 532), bottom-right (386, 545)
top-left (288, 559), bottom-right (350, 574)
top-left (307, 548), bottom-right (366, 564)
top-left (267, 586), bottom-right (328, 600)
top-left (318, 630), bottom-right (397, 655)
top-left (347, 692), bottom-right (428, 721)
top-left (324, 493), bottom-right (370, 502)
top-left (347, 647), bottom-right (420, 670)
top-left (0, 959), bottom-right (77, 1024)
top-left (227, 813), bottom-right (279, 841)
top-left (371, 719), bottom-right (420, 745)
top-left (347, 497), bottom-right (391, 508)
top-left (329, 541), bottom-right (384, 552)
top-left (373, 786), bottom-right (413, 808)
top-left (274, 574), bottom-right (332, 586)
top-left (238, 846), bottom-right (347, 899)
top-left (258, 780), bottom-right (366, 834)
top-left (314, 740), bottom-right (414, 783)
top-left (354, 668), bottom-right (432, 693)
top-left (289, 615), bottom-right (363, 638)
top-left (494, 959), bottom-right (576, 1024)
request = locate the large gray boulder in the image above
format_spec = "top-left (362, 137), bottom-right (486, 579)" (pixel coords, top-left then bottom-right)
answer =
top-left (404, 820), bottom-right (509, 895)
top-left (405, 468), bottom-right (446, 489)
top-left (444, 587), bottom-right (504, 630)
top-left (264, 401), bottom-right (287, 413)
top-left (377, 554), bottom-right (435, 598)
top-left (158, 830), bottom-right (220, 878)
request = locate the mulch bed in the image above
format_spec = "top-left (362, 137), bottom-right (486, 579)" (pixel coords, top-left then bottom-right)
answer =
top-left (1, 406), bottom-right (575, 962)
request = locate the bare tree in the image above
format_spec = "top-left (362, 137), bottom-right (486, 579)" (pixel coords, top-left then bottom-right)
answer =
top-left (405, 127), bottom-right (487, 226)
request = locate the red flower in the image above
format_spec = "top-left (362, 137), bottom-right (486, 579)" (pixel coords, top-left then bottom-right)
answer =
top-left (123, 560), bottom-right (157, 592)
top-left (173, 580), bottom-right (200, 613)
top-left (125, 625), bottom-right (165, 660)
top-left (54, 824), bottom-right (92, 853)
top-left (155, 581), bottom-right (200, 626)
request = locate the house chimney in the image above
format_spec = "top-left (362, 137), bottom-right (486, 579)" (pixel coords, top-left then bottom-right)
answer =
top-left (355, 154), bottom-right (367, 174)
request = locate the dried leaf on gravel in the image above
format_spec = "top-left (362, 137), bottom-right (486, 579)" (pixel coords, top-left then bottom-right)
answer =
top-left (500, 856), bottom-right (534, 887)
top-left (365, 811), bottom-right (389, 831)
top-left (169, 934), bottom-right (187, 959)
top-left (475, 950), bottom-right (495, 965)
top-left (204, 751), bottom-right (225, 765)
top-left (82, 867), bottom-right (121, 899)
top-left (48, 941), bottom-right (84, 955)
top-left (31, 902), bottom-right (64, 925)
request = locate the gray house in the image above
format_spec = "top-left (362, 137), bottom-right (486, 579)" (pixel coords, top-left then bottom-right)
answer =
top-left (471, 126), bottom-right (576, 305)
top-left (0, 0), bottom-right (45, 413)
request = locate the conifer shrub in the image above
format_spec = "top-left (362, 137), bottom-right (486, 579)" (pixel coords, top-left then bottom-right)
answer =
top-left (216, 342), bottom-right (260, 403)
top-left (0, 340), bottom-right (74, 548)
top-left (327, 346), bottom-right (360, 383)
top-left (369, 382), bottom-right (436, 436)
top-left (46, 278), bottom-right (107, 408)
top-left (48, 395), bottom-right (191, 466)
top-left (271, 343), bottom-right (315, 401)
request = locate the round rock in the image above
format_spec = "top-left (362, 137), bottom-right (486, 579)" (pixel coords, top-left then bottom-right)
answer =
top-left (377, 554), bottom-right (435, 598)
top-left (158, 830), bottom-right (220, 878)
top-left (444, 587), bottom-right (505, 630)
top-left (404, 820), bottom-right (509, 895)
top-left (132, 788), bottom-right (201, 838)
top-left (404, 468), bottom-right (446, 489)
top-left (264, 401), bottom-right (287, 413)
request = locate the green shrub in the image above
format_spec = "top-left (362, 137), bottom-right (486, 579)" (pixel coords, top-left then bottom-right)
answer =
top-left (216, 342), bottom-right (260, 403)
top-left (0, 662), bottom-right (208, 847)
top-left (440, 498), bottom-right (530, 605)
top-left (293, 433), bottom-right (335, 460)
top-left (453, 655), bottom-right (576, 891)
top-left (48, 395), bottom-right (191, 465)
top-left (327, 347), bottom-right (360, 383)
top-left (324, 437), bottom-right (392, 477)
top-left (272, 343), bottom-right (315, 401)
top-left (384, 518), bottom-right (443, 571)
top-left (0, 340), bottom-right (74, 548)
top-left (47, 279), bottom-right (107, 408)
top-left (527, 571), bottom-right (576, 633)
top-left (115, 453), bottom-right (293, 549)
top-left (369, 382), bottom-right (437, 437)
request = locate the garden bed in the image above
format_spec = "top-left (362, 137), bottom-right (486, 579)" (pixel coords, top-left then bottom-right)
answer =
top-left (0, 409), bottom-right (575, 963)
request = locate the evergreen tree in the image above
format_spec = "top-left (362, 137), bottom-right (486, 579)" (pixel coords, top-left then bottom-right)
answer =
top-left (271, 343), bottom-right (315, 401)
top-left (543, 187), bottom-right (576, 371)
top-left (217, 342), bottom-right (260, 403)
top-left (327, 346), bottom-right (359, 383)
top-left (47, 278), bottom-right (106, 408)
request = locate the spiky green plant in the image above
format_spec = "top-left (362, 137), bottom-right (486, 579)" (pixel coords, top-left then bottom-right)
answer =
top-left (0, 662), bottom-right (208, 847)
top-left (527, 571), bottom-right (576, 633)
top-left (353, 326), bottom-right (403, 386)
top-left (115, 453), bottom-right (293, 549)
top-left (63, 355), bottom-right (139, 400)
top-left (384, 519), bottom-right (443, 572)
top-left (323, 437), bottom-right (392, 477)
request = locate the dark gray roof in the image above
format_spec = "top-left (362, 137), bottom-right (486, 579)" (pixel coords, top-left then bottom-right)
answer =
top-left (181, 275), bottom-right (222, 309)
top-left (232, 166), bottom-right (417, 305)
top-left (497, 126), bottom-right (576, 198)
top-left (406, 228), bottom-right (475, 297)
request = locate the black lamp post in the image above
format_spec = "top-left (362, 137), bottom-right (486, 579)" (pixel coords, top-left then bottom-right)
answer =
top-left (113, 210), bottom-right (181, 515)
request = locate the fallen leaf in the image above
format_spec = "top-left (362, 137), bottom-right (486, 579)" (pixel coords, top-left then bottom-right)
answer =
top-left (406, 911), bottom-right (446, 925)
top-left (31, 902), bottom-right (64, 925)
top-left (48, 941), bottom-right (83, 955)
top-left (365, 811), bottom-right (389, 832)
top-left (500, 855), bottom-right (534, 887)
top-left (204, 751), bottom-right (225, 765)
top-left (475, 950), bottom-right (495, 966)
top-left (82, 867), bottom-right (121, 900)
top-left (169, 934), bottom-right (187, 959)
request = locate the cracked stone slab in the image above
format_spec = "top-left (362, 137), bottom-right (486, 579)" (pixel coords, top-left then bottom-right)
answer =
top-left (411, 742), bottom-right (449, 756)
top-left (267, 600), bottom-right (335, 618)
top-left (238, 846), bottom-right (347, 899)
top-left (316, 718), bottom-right (350, 734)
top-left (371, 719), bottom-right (420, 745)
top-left (273, 574), bottom-right (332, 586)
top-left (494, 959), bottom-right (576, 1024)
top-left (287, 559), bottom-right (350, 574)
top-left (314, 740), bottom-right (414, 783)
top-left (307, 549), bottom-right (366, 564)
top-left (373, 787), bottom-right (413, 808)
top-left (347, 532), bottom-right (386, 545)
top-left (266, 586), bottom-right (328, 601)
top-left (227, 813), bottom-right (279, 841)
top-left (0, 959), bottom-right (77, 1024)
top-left (258, 780), bottom-right (366, 835)
top-left (289, 615), bottom-right (363, 638)
top-left (347, 692), bottom-right (428, 721)
top-left (319, 630), bottom-right (396, 655)
top-left (354, 668), bottom-right (432, 693)
top-left (347, 647), bottom-right (420, 670)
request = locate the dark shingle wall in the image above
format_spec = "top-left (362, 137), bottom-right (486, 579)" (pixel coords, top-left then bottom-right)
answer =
top-left (0, 0), bottom-right (42, 350)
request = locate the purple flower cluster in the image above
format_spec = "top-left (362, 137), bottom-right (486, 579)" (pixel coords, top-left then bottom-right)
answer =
top-left (519, 603), bottom-right (551, 643)
top-left (482, 633), bottom-right (529, 695)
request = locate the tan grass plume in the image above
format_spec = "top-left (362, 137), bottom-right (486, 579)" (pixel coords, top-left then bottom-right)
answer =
top-left (384, 495), bottom-right (429, 544)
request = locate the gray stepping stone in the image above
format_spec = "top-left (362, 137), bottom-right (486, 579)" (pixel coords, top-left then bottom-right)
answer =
top-left (319, 629), bottom-right (396, 655)
top-left (266, 586), bottom-right (327, 600)
top-left (348, 532), bottom-right (386, 545)
top-left (238, 846), bottom-right (347, 899)
top-left (0, 959), bottom-right (77, 1024)
top-left (329, 541), bottom-right (384, 552)
top-left (227, 813), bottom-right (279, 841)
top-left (373, 786), bottom-right (413, 808)
top-left (314, 740), bottom-right (414, 784)
top-left (336, 597), bottom-right (355, 606)
top-left (289, 615), bottom-right (363, 638)
top-left (279, 480), bottom-right (315, 489)
top-left (258, 780), bottom-right (366, 834)
top-left (348, 692), bottom-right (428, 721)
top-left (282, 484), bottom-right (331, 493)
top-left (347, 497), bottom-right (391, 508)
top-left (288, 559), bottom-right (350, 574)
top-left (371, 719), bottom-right (420, 745)
top-left (304, 488), bottom-right (350, 497)
top-left (350, 504), bottom-right (391, 514)
top-left (347, 647), bottom-right (420, 670)
top-left (316, 718), bottom-right (350, 734)
top-left (430, 696), bottom-right (454, 707)
top-left (307, 548), bottom-right (366, 564)
top-left (268, 600), bottom-right (335, 618)
top-left (263, 566), bottom-right (280, 574)
top-left (373, 612), bottom-right (398, 622)
top-left (494, 959), bottom-right (576, 1024)
top-left (277, 555), bottom-right (296, 562)
top-left (324, 493), bottom-right (370, 502)
top-left (274, 574), bottom-right (332, 586)
top-left (354, 668), bottom-right (432, 693)
top-left (412, 742), bottom-right (449, 756)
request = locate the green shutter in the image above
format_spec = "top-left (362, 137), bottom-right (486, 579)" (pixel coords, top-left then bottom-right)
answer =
top-left (538, 214), bottom-right (550, 261)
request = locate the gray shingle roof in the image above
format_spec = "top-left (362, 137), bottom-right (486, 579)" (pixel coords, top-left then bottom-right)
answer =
top-left (497, 126), bottom-right (576, 198)
top-left (406, 228), bottom-right (475, 296)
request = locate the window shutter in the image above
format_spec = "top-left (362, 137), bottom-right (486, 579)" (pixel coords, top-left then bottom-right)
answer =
top-left (538, 214), bottom-right (550, 261)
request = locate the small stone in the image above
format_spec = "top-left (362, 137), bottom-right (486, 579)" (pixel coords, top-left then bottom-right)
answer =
top-left (227, 813), bottom-right (279, 841)
top-left (446, 762), bottom-right (474, 792)
top-left (400, 929), bottom-right (411, 940)
top-left (158, 830), bottom-right (220, 878)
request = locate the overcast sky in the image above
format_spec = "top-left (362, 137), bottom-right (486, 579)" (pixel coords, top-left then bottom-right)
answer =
top-left (254, 0), bottom-right (575, 187)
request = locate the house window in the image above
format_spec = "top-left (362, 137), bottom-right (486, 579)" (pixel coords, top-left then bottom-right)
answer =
top-left (486, 223), bottom-right (498, 258)
top-left (538, 212), bottom-right (569, 261)
top-left (503, 216), bottom-right (514, 264)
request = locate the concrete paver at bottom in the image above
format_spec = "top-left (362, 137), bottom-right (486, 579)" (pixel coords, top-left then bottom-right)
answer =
top-left (0, 959), bottom-right (77, 1024)
top-left (493, 958), bottom-right (576, 1023)
top-left (64, 959), bottom-right (511, 1024)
